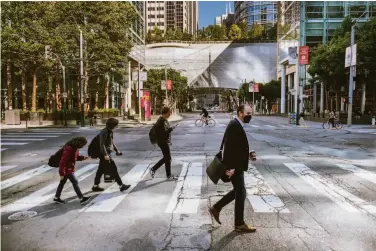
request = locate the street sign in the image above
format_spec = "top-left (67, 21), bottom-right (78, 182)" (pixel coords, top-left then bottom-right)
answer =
top-left (62, 92), bottom-right (67, 98)
top-left (345, 44), bottom-right (357, 67)
top-left (161, 80), bottom-right (166, 90)
top-left (299, 46), bottom-right (309, 65)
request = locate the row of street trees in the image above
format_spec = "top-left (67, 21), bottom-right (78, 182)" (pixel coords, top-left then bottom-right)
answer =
top-left (308, 16), bottom-right (376, 112)
top-left (2, 2), bottom-right (137, 113)
top-left (146, 21), bottom-right (277, 44)
top-left (237, 80), bottom-right (281, 104)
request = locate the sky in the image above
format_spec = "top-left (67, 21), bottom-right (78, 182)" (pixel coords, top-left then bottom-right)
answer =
top-left (198, 1), bottom-right (234, 29)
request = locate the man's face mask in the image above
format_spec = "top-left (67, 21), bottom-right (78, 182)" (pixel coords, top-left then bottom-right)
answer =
top-left (244, 113), bottom-right (252, 123)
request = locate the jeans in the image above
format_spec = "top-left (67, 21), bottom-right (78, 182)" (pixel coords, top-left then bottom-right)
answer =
top-left (151, 142), bottom-right (172, 177)
top-left (213, 171), bottom-right (246, 226)
top-left (94, 156), bottom-right (123, 186)
top-left (55, 173), bottom-right (83, 199)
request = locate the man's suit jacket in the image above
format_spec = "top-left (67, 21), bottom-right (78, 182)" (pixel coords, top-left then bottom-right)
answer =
top-left (222, 119), bottom-right (249, 172)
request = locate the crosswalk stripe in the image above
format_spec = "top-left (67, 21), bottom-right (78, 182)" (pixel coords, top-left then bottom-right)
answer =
top-left (245, 164), bottom-right (289, 213)
top-left (1, 148), bottom-right (8, 151)
top-left (29, 129), bottom-right (80, 132)
top-left (4, 133), bottom-right (71, 135)
top-left (1, 143), bottom-right (29, 146)
top-left (1, 135), bottom-right (58, 138)
top-left (0, 165), bottom-right (18, 173)
top-left (165, 162), bottom-right (203, 214)
top-left (336, 164), bottom-right (376, 185)
top-left (1, 164), bottom-right (98, 213)
top-left (1, 165), bottom-right (53, 190)
top-left (251, 125), bottom-right (260, 128)
top-left (266, 125), bottom-right (275, 128)
top-left (1, 138), bottom-right (45, 141)
top-left (284, 163), bottom-right (376, 214)
top-left (83, 164), bottom-right (150, 213)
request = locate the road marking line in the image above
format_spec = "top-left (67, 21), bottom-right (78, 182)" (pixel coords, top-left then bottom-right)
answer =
top-left (1, 138), bottom-right (45, 141)
top-left (1, 143), bottom-right (29, 146)
top-left (1, 148), bottom-right (8, 152)
top-left (1, 164), bottom-right (98, 213)
top-left (336, 164), bottom-right (376, 185)
top-left (1, 135), bottom-right (58, 138)
top-left (266, 125), bottom-right (275, 128)
top-left (251, 125), bottom-right (260, 128)
top-left (245, 164), bottom-right (289, 213)
top-left (165, 162), bottom-right (203, 214)
top-left (82, 164), bottom-right (150, 213)
top-left (4, 133), bottom-right (71, 135)
top-left (1, 165), bottom-right (53, 190)
top-left (0, 165), bottom-right (18, 173)
top-left (284, 163), bottom-right (376, 214)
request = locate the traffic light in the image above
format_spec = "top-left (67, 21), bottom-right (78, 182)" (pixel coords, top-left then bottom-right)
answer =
top-left (45, 45), bottom-right (52, 59)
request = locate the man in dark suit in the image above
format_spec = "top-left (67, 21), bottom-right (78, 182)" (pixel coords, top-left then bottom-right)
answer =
top-left (209, 104), bottom-right (256, 233)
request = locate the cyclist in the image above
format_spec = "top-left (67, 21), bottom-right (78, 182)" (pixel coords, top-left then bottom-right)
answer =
top-left (200, 107), bottom-right (209, 126)
top-left (329, 110), bottom-right (336, 128)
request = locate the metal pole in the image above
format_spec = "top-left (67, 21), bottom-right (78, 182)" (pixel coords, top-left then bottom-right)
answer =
top-left (62, 66), bottom-right (67, 126)
top-left (253, 79), bottom-right (255, 112)
top-left (138, 62), bottom-right (141, 122)
top-left (80, 30), bottom-right (85, 127)
top-left (347, 25), bottom-right (355, 127)
top-left (165, 66), bottom-right (168, 107)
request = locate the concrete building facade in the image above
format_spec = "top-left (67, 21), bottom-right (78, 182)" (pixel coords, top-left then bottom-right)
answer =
top-left (235, 1), bottom-right (278, 27)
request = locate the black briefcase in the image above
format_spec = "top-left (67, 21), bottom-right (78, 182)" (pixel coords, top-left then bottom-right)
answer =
top-left (206, 152), bottom-right (228, 184)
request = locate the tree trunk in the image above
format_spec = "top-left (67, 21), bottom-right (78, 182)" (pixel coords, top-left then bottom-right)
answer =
top-left (32, 71), bottom-right (37, 112)
top-left (104, 73), bottom-right (109, 109)
top-left (56, 77), bottom-right (61, 110)
top-left (95, 76), bottom-right (100, 110)
top-left (21, 71), bottom-right (27, 110)
top-left (84, 68), bottom-right (89, 112)
top-left (77, 73), bottom-right (81, 111)
top-left (6, 61), bottom-right (13, 109)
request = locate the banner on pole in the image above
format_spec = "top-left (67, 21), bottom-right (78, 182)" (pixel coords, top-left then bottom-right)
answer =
top-left (161, 80), bottom-right (166, 90)
top-left (142, 90), bottom-right (151, 120)
top-left (345, 44), bottom-right (357, 67)
top-left (249, 82), bottom-right (259, 92)
top-left (166, 80), bottom-right (172, 90)
top-left (288, 47), bottom-right (298, 65)
top-left (299, 46), bottom-right (309, 65)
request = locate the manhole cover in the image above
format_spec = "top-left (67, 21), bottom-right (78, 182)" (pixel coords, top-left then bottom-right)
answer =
top-left (8, 211), bottom-right (37, 221)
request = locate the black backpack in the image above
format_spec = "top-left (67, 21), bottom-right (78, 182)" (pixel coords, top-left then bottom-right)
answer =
top-left (48, 147), bottom-right (64, 167)
top-left (149, 124), bottom-right (157, 145)
top-left (88, 135), bottom-right (100, 159)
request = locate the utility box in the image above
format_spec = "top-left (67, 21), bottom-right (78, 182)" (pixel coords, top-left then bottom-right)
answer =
top-left (4, 110), bottom-right (21, 125)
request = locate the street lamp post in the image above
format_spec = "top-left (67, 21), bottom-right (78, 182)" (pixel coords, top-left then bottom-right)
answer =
top-left (80, 30), bottom-right (85, 127)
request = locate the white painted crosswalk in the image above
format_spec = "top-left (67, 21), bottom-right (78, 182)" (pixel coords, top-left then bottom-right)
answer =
top-left (1, 159), bottom-right (375, 218)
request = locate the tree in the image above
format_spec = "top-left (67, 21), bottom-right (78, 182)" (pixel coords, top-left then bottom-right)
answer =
top-left (248, 23), bottom-right (263, 41)
top-left (174, 28), bottom-right (183, 41)
top-left (146, 26), bottom-right (164, 43)
top-left (238, 20), bottom-right (248, 40)
top-left (182, 29), bottom-right (193, 41)
top-left (165, 28), bottom-right (175, 41)
top-left (228, 24), bottom-right (241, 40)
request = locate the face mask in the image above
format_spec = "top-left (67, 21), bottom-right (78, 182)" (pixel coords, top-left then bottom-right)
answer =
top-left (244, 115), bottom-right (252, 123)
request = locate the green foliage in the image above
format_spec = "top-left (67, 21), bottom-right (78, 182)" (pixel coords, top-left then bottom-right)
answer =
top-left (248, 23), bottom-right (264, 41)
top-left (238, 21), bottom-right (248, 39)
top-left (237, 80), bottom-right (281, 102)
top-left (228, 24), bottom-right (241, 40)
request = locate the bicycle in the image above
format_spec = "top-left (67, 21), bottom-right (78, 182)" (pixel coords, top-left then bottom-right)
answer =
top-left (195, 116), bottom-right (216, 127)
top-left (322, 119), bottom-right (343, 130)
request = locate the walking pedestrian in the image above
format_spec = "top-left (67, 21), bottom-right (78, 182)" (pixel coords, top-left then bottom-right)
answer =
top-left (209, 104), bottom-right (257, 233)
top-left (149, 107), bottom-right (178, 180)
top-left (91, 118), bottom-right (131, 192)
top-left (54, 137), bottom-right (91, 205)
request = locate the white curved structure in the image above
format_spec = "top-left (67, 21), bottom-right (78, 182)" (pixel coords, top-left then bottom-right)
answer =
top-left (145, 42), bottom-right (277, 89)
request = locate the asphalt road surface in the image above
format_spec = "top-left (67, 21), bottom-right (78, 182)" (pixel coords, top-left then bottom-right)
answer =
top-left (1, 113), bottom-right (376, 251)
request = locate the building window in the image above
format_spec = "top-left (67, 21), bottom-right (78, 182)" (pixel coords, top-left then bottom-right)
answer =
top-left (157, 7), bottom-right (164, 11)
top-left (327, 6), bottom-right (344, 18)
top-left (306, 6), bottom-right (323, 18)
top-left (148, 7), bottom-right (155, 11)
top-left (148, 22), bottom-right (155, 26)
top-left (148, 15), bottom-right (155, 18)
top-left (157, 22), bottom-right (164, 26)
top-left (349, 4), bottom-right (367, 18)
top-left (157, 14), bottom-right (164, 18)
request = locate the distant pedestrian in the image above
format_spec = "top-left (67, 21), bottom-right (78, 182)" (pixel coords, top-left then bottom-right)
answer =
top-left (209, 104), bottom-right (257, 233)
top-left (92, 118), bottom-right (131, 192)
top-left (54, 137), bottom-right (91, 205)
top-left (149, 107), bottom-right (178, 180)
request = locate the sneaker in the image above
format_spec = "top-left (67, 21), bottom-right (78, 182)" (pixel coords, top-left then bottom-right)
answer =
top-left (209, 207), bottom-right (221, 224)
top-left (53, 197), bottom-right (66, 204)
top-left (80, 196), bottom-right (91, 205)
top-left (150, 168), bottom-right (155, 179)
top-left (235, 224), bottom-right (256, 233)
top-left (166, 175), bottom-right (178, 181)
top-left (92, 186), bottom-right (104, 192)
top-left (120, 184), bottom-right (131, 192)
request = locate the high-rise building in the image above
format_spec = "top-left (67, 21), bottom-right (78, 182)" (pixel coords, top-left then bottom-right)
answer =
top-left (145, 1), bottom-right (198, 37)
top-left (215, 2), bottom-right (234, 27)
top-left (234, 1), bottom-right (277, 27)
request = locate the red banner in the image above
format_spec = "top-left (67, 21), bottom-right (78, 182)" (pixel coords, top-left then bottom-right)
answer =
top-left (254, 83), bottom-right (259, 92)
top-left (166, 80), bottom-right (172, 90)
top-left (299, 46), bottom-right (309, 65)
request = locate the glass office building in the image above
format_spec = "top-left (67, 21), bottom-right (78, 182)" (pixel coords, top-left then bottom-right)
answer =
top-left (235, 1), bottom-right (277, 27)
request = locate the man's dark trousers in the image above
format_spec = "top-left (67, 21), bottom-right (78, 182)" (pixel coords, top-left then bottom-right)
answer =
top-left (94, 156), bottom-right (123, 186)
top-left (151, 142), bottom-right (172, 177)
top-left (213, 171), bottom-right (246, 226)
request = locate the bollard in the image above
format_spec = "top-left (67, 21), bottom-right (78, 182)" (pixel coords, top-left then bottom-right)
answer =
top-left (372, 116), bottom-right (375, 126)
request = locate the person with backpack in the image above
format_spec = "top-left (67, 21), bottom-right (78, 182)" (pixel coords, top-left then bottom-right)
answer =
top-left (53, 137), bottom-right (91, 205)
top-left (91, 118), bottom-right (130, 192)
top-left (149, 107), bottom-right (178, 180)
